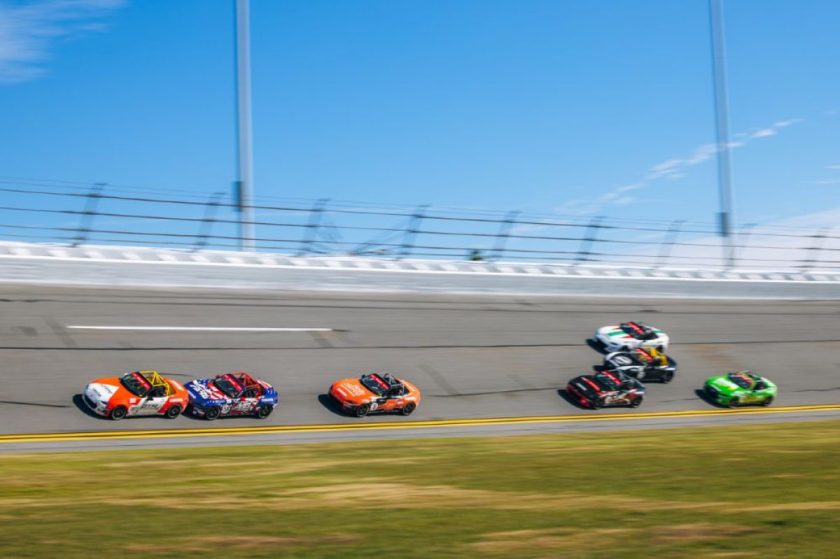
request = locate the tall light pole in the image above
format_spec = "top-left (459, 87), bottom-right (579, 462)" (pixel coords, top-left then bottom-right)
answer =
top-left (234, 0), bottom-right (255, 251)
top-left (709, 0), bottom-right (734, 267)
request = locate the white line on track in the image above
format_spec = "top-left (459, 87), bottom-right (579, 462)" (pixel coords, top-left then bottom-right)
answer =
top-left (66, 326), bottom-right (335, 332)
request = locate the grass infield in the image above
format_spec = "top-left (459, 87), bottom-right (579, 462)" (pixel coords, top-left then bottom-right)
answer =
top-left (1, 420), bottom-right (839, 558)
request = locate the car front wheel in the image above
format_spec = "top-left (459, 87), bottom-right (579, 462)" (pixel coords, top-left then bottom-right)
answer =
top-left (109, 405), bottom-right (128, 420)
top-left (761, 396), bottom-right (774, 407)
top-left (256, 405), bottom-right (273, 419)
top-left (355, 404), bottom-right (370, 417)
top-left (662, 371), bottom-right (674, 384)
top-left (728, 397), bottom-right (740, 408)
top-left (165, 405), bottom-right (182, 419)
top-left (629, 397), bottom-right (642, 408)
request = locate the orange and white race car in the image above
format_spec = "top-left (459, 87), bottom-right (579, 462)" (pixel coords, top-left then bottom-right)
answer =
top-left (329, 372), bottom-right (421, 417)
top-left (82, 370), bottom-right (189, 420)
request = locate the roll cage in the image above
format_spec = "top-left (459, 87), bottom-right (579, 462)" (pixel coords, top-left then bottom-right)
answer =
top-left (123, 370), bottom-right (174, 397)
top-left (620, 321), bottom-right (658, 341)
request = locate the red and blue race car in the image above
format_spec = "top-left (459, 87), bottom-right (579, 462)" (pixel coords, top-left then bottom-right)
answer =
top-left (185, 372), bottom-right (278, 420)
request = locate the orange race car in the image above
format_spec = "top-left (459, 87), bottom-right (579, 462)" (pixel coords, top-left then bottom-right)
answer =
top-left (329, 372), bottom-right (421, 417)
top-left (82, 370), bottom-right (189, 420)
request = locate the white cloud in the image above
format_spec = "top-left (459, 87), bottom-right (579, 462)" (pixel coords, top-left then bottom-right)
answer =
top-left (552, 116), bottom-right (804, 219)
top-left (751, 128), bottom-right (777, 139)
top-left (0, 0), bottom-right (125, 84)
top-left (773, 118), bottom-right (803, 128)
top-left (827, 165), bottom-right (840, 170)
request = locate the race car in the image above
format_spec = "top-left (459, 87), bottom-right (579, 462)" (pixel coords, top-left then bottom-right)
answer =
top-left (593, 321), bottom-right (670, 352)
top-left (703, 371), bottom-right (777, 408)
top-left (185, 372), bottom-right (278, 420)
top-left (82, 370), bottom-right (189, 420)
top-left (329, 372), bottom-right (420, 417)
top-left (603, 347), bottom-right (677, 383)
top-left (565, 370), bottom-right (645, 409)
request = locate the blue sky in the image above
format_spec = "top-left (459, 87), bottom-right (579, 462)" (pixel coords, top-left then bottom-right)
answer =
top-left (0, 0), bottom-right (839, 231)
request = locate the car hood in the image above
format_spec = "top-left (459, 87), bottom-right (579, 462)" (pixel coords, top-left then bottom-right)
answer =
top-left (85, 378), bottom-right (122, 405)
top-left (706, 376), bottom-right (743, 395)
top-left (186, 378), bottom-right (230, 404)
top-left (597, 326), bottom-right (633, 341)
top-left (330, 378), bottom-right (375, 405)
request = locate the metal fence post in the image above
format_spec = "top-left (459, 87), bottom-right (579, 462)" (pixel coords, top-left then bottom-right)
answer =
top-left (655, 220), bottom-right (685, 268)
top-left (800, 227), bottom-right (830, 271)
top-left (193, 192), bottom-right (224, 251)
top-left (398, 205), bottom-right (428, 260)
top-left (734, 222), bottom-right (756, 267)
top-left (575, 216), bottom-right (604, 263)
top-left (297, 198), bottom-right (329, 256)
top-left (490, 211), bottom-right (520, 261)
top-left (72, 183), bottom-right (105, 247)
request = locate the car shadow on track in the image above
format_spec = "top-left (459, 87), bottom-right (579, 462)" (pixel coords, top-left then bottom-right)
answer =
top-left (557, 388), bottom-right (591, 410)
top-left (317, 394), bottom-right (347, 417)
top-left (72, 394), bottom-right (109, 420)
top-left (694, 388), bottom-right (727, 408)
top-left (586, 338), bottom-right (608, 355)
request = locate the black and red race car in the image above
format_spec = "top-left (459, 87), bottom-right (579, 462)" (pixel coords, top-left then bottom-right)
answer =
top-left (565, 370), bottom-right (646, 409)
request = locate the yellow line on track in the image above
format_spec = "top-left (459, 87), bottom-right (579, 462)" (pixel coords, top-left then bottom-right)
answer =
top-left (2, 403), bottom-right (840, 444)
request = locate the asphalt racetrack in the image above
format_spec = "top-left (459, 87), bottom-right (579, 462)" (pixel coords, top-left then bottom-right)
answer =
top-left (1, 284), bottom-right (839, 450)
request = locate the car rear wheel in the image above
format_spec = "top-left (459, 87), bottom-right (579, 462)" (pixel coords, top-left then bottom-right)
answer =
top-left (761, 396), bottom-right (774, 407)
top-left (165, 405), bottom-right (182, 419)
top-left (109, 405), bottom-right (127, 420)
top-left (401, 402), bottom-right (416, 416)
top-left (204, 406), bottom-right (221, 420)
top-left (355, 404), bottom-right (370, 417)
top-left (255, 405), bottom-right (273, 419)
top-left (662, 371), bottom-right (674, 384)
top-left (728, 397), bottom-right (740, 408)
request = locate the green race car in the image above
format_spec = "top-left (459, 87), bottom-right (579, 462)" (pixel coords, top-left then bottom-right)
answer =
top-left (703, 371), bottom-right (777, 407)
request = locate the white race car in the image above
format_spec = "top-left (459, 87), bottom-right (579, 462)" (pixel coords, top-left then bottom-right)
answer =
top-left (593, 321), bottom-right (669, 352)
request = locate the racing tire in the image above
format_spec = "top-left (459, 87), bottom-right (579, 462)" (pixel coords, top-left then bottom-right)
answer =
top-left (591, 399), bottom-right (603, 410)
top-left (728, 397), bottom-right (740, 408)
top-left (661, 371), bottom-right (674, 384)
top-left (255, 405), bottom-right (273, 419)
top-left (354, 404), bottom-right (370, 417)
top-left (204, 406), bottom-right (221, 420)
top-left (761, 396), bottom-right (774, 407)
top-left (165, 405), bottom-right (182, 419)
top-left (401, 402), bottom-right (416, 416)
top-left (629, 397), bottom-right (643, 408)
top-left (109, 405), bottom-right (128, 421)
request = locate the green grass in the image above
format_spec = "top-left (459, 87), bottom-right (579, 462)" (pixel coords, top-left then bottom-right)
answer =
top-left (2, 420), bottom-right (840, 558)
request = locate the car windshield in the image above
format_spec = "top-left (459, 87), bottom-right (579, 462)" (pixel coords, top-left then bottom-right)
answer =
top-left (593, 372), bottom-right (621, 391)
top-left (121, 372), bottom-right (152, 397)
top-left (360, 374), bottom-right (390, 396)
top-left (727, 373), bottom-right (754, 389)
top-left (212, 376), bottom-right (241, 398)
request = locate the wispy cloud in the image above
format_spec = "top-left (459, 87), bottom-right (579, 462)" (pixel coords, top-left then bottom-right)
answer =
top-left (0, 0), bottom-right (125, 84)
top-left (551, 117), bottom-right (804, 218)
